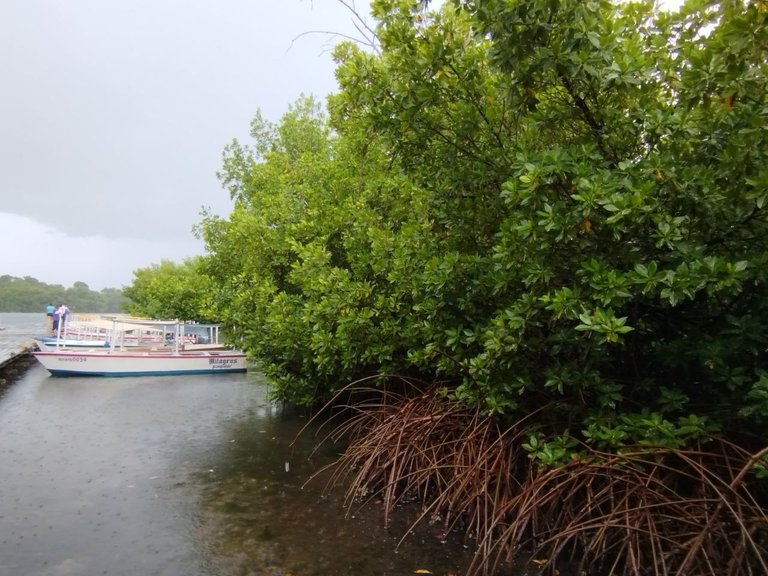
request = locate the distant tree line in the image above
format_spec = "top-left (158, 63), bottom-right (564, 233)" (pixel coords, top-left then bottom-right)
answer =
top-left (0, 275), bottom-right (128, 313)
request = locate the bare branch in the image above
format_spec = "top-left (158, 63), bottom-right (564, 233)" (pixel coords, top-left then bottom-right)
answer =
top-left (290, 0), bottom-right (380, 54)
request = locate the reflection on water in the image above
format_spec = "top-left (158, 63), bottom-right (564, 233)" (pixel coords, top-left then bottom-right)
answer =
top-left (192, 406), bottom-right (482, 576)
top-left (0, 343), bottom-right (486, 576)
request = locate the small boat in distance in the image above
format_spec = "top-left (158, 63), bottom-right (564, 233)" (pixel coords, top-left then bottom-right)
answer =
top-left (37, 336), bottom-right (110, 349)
top-left (33, 316), bottom-right (247, 377)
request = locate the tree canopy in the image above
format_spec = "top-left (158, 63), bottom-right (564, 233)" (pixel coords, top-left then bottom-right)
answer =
top-left (199, 0), bottom-right (768, 449)
top-left (122, 258), bottom-right (214, 322)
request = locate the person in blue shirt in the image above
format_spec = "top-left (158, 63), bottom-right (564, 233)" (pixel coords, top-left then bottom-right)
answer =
top-left (46, 303), bottom-right (55, 332)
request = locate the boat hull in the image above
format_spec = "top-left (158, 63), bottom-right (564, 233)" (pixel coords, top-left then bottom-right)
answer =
top-left (33, 349), bottom-right (247, 377)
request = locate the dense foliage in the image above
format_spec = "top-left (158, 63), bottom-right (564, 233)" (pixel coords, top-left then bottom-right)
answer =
top-left (123, 258), bottom-right (214, 321)
top-left (193, 1), bottom-right (767, 572)
top-left (203, 0), bottom-right (768, 448)
top-left (0, 275), bottom-right (127, 313)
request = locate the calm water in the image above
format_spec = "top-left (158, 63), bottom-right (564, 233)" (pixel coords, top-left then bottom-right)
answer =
top-left (0, 314), bottom-right (485, 576)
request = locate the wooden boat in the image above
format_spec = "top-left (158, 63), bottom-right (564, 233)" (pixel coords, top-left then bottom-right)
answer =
top-left (33, 317), bottom-right (247, 377)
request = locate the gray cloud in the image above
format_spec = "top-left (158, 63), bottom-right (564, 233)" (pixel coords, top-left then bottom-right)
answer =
top-left (0, 0), bottom-right (370, 243)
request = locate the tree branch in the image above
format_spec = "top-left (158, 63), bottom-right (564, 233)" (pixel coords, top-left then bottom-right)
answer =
top-left (557, 68), bottom-right (618, 168)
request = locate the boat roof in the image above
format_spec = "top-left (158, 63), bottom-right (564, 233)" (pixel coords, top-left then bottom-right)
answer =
top-left (75, 315), bottom-right (220, 333)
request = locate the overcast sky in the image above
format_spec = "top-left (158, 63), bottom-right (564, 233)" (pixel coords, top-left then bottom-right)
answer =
top-left (0, 0), bottom-right (374, 290)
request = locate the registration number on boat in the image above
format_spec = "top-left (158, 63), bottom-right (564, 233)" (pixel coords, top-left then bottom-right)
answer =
top-left (209, 358), bottom-right (238, 366)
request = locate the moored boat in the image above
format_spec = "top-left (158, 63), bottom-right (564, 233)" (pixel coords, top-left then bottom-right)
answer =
top-left (33, 348), bottom-right (247, 377)
top-left (33, 316), bottom-right (247, 377)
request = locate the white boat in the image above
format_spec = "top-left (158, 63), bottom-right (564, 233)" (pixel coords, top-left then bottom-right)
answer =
top-left (33, 316), bottom-right (247, 377)
top-left (33, 348), bottom-right (247, 377)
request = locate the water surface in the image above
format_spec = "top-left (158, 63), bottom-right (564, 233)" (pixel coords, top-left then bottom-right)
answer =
top-left (0, 314), bottom-right (484, 576)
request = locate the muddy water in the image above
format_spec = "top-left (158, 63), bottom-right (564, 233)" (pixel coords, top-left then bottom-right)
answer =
top-left (0, 333), bottom-right (491, 576)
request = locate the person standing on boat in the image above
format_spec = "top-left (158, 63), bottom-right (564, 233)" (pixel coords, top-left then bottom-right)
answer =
top-left (52, 304), bottom-right (62, 333)
top-left (60, 304), bottom-right (70, 327)
top-left (53, 304), bottom-right (69, 334)
top-left (46, 303), bottom-right (55, 332)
